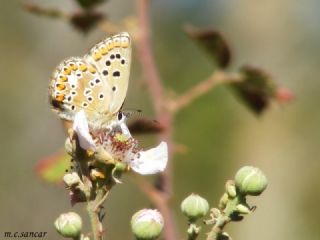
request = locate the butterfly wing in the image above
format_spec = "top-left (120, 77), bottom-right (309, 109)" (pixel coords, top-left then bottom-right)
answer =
top-left (49, 57), bottom-right (112, 126)
top-left (49, 32), bottom-right (132, 129)
top-left (84, 32), bottom-right (131, 114)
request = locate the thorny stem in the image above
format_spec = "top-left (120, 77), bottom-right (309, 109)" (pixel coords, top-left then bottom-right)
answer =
top-left (135, 0), bottom-right (177, 240)
top-left (87, 188), bottom-right (108, 240)
top-left (206, 195), bottom-right (242, 240)
top-left (170, 71), bottom-right (243, 113)
top-left (206, 215), bottom-right (231, 240)
top-left (23, 2), bottom-right (70, 20)
top-left (134, 1), bottom-right (244, 240)
top-left (187, 223), bottom-right (200, 240)
top-left (73, 135), bottom-right (111, 240)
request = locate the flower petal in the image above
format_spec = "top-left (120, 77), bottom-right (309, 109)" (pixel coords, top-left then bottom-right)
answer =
top-left (73, 111), bottom-right (96, 151)
top-left (119, 122), bottom-right (132, 138)
top-left (130, 142), bottom-right (168, 175)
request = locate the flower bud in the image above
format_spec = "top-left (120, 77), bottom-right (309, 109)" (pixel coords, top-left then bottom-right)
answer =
top-left (131, 209), bottom-right (164, 240)
top-left (54, 212), bottom-right (82, 238)
top-left (218, 193), bottom-right (229, 209)
top-left (235, 204), bottom-right (251, 214)
top-left (63, 172), bottom-right (81, 187)
top-left (235, 166), bottom-right (268, 196)
top-left (181, 193), bottom-right (209, 222)
top-left (225, 180), bottom-right (237, 198)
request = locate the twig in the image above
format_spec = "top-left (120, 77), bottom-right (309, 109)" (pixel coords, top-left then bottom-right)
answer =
top-left (135, 0), bottom-right (165, 116)
top-left (170, 71), bottom-right (243, 113)
top-left (23, 2), bottom-right (70, 20)
top-left (135, 1), bottom-right (177, 240)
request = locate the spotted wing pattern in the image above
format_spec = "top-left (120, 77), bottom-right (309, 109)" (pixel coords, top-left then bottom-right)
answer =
top-left (49, 32), bottom-right (132, 129)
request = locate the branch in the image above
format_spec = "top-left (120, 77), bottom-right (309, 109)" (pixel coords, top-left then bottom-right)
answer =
top-left (135, 1), bottom-right (177, 240)
top-left (135, 0), bottom-right (165, 116)
top-left (170, 71), bottom-right (243, 113)
top-left (23, 2), bottom-right (70, 20)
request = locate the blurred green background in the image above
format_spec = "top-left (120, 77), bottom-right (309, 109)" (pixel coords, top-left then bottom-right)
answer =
top-left (1, 0), bottom-right (319, 239)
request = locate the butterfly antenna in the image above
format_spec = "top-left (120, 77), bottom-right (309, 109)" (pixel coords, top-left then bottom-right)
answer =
top-left (122, 109), bottom-right (143, 119)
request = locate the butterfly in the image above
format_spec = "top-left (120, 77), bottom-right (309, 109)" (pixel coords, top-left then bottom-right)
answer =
top-left (49, 32), bottom-right (131, 129)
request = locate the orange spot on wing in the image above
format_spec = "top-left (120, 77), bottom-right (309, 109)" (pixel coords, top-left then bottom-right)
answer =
top-left (121, 37), bottom-right (130, 48)
top-left (93, 52), bottom-right (102, 61)
top-left (63, 67), bottom-right (71, 75)
top-left (79, 64), bottom-right (87, 72)
top-left (59, 75), bottom-right (68, 82)
top-left (101, 47), bottom-right (108, 55)
top-left (55, 94), bottom-right (65, 102)
top-left (89, 67), bottom-right (97, 74)
top-left (56, 84), bottom-right (66, 91)
top-left (113, 38), bottom-right (121, 47)
top-left (107, 41), bottom-right (114, 50)
top-left (69, 63), bottom-right (78, 71)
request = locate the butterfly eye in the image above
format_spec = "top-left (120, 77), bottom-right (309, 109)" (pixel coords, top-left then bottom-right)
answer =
top-left (117, 112), bottom-right (123, 121)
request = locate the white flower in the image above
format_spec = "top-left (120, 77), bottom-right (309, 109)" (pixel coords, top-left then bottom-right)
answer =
top-left (129, 142), bottom-right (168, 175)
top-left (72, 111), bottom-right (168, 175)
top-left (73, 111), bottom-right (96, 151)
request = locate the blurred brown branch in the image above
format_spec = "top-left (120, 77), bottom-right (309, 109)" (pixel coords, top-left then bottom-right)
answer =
top-left (169, 71), bottom-right (243, 113)
top-left (135, 0), bottom-right (177, 239)
top-left (23, 2), bottom-right (70, 19)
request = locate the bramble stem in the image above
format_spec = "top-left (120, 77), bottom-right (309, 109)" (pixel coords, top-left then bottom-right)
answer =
top-left (206, 195), bottom-right (242, 240)
top-left (135, 1), bottom-right (177, 240)
top-left (187, 223), bottom-right (200, 240)
top-left (170, 71), bottom-right (243, 113)
top-left (87, 187), bottom-right (109, 240)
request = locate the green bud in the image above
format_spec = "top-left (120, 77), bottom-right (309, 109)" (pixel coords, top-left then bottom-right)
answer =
top-left (63, 172), bottom-right (81, 187)
top-left (236, 204), bottom-right (251, 214)
top-left (54, 212), bottom-right (82, 238)
top-left (225, 180), bottom-right (237, 198)
top-left (131, 209), bottom-right (164, 240)
top-left (181, 193), bottom-right (209, 222)
top-left (235, 166), bottom-right (268, 196)
top-left (218, 193), bottom-right (229, 209)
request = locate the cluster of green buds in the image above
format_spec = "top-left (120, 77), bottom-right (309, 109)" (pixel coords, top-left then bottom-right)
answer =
top-left (206, 166), bottom-right (268, 240)
top-left (180, 166), bottom-right (267, 240)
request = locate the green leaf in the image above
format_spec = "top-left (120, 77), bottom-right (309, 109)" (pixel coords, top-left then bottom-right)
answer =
top-left (184, 25), bottom-right (231, 69)
top-left (36, 150), bottom-right (70, 183)
top-left (230, 65), bottom-right (277, 114)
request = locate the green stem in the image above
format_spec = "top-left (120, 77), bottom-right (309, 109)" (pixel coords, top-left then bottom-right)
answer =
top-left (87, 188), bottom-right (108, 240)
top-left (187, 223), bottom-right (200, 240)
top-left (206, 196), bottom-right (241, 240)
